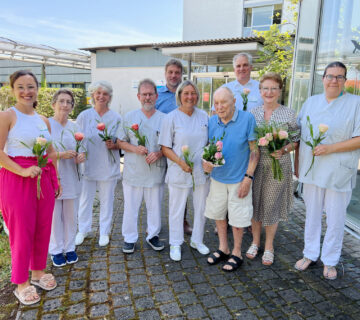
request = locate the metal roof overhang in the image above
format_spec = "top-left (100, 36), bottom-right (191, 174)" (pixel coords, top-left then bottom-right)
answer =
top-left (159, 40), bottom-right (264, 66)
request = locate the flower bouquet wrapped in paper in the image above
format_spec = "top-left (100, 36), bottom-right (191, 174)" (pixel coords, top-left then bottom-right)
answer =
top-left (202, 134), bottom-right (225, 169)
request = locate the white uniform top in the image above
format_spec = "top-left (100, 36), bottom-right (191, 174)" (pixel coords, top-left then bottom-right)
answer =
top-left (5, 107), bottom-right (51, 157)
top-left (222, 79), bottom-right (263, 112)
top-left (76, 108), bottom-right (122, 181)
top-left (119, 109), bottom-right (166, 187)
top-left (159, 108), bottom-right (209, 188)
top-left (297, 93), bottom-right (360, 192)
top-left (49, 118), bottom-right (82, 199)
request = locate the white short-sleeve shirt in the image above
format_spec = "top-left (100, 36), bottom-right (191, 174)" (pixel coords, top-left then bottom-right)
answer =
top-left (119, 109), bottom-right (166, 187)
top-left (49, 118), bottom-right (82, 199)
top-left (159, 108), bottom-right (209, 188)
top-left (297, 93), bottom-right (360, 192)
top-left (76, 108), bottom-right (122, 181)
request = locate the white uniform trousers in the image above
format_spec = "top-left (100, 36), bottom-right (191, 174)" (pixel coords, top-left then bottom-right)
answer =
top-left (78, 178), bottom-right (117, 236)
top-left (168, 182), bottom-right (210, 246)
top-left (49, 198), bottom-right (78, 255)
top-left (303, 183), bottom-right (352, 266)
top-left (122, 181), bottom-right (162, 243)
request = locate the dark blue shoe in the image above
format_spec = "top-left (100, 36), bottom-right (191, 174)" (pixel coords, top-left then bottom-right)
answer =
top-left (65, 251), bottom-right (78, 264)
top-left (51, 253), bottom-right (66, 267)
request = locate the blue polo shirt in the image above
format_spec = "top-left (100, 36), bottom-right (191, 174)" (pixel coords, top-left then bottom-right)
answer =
top-left (155, 86), bottom-right (177, 114)
top-left (209, 108), bottom-right (256, 184)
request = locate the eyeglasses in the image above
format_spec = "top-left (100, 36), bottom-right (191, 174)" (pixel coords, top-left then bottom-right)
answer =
top-left (58, 99), bottom-right (73, 105)
top-left (261, 87), bottom-right (280, 92)
top-left (324, 75), bottom-right (346, 81)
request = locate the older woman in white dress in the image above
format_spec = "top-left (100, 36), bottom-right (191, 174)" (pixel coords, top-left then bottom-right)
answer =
top-left (75, 81), bottom-right (122, 247)
top-left (159, 80), bottom-right (210, 261)
top-left (49, 89), bottom-right (85, 267)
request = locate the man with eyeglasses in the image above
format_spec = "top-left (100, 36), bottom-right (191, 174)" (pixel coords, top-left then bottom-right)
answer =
top-left (119, 79), bottom-right (166, 254)
top-left (214, 53), bottom-right (263, 113)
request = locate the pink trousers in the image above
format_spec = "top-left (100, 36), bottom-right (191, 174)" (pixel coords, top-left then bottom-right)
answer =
top-left (0, 156), bottom-right (58, 284)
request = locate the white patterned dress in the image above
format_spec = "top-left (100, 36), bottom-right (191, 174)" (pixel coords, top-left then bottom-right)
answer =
top-left (250, 105), bottom-right (300, 226)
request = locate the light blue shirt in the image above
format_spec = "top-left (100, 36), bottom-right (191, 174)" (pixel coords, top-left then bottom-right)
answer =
top-left (209, 108), bottom-right (256, 184)
top-left (219, 79), bottom-right (263, 112)
top-left (155, 86), bottom-right (177, 114)
top-left (297, 93), bottom-right (360, 192)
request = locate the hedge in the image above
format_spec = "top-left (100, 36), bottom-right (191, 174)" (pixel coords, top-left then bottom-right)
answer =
top-left (0, 87), bottom-right (89, 119)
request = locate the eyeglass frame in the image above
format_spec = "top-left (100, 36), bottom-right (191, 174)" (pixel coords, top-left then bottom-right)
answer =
top-left (324, 74), bottom-right (346, 82)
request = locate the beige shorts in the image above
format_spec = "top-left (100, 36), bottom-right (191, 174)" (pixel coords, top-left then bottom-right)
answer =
top-left (204, 178), bottom-right (253, 228)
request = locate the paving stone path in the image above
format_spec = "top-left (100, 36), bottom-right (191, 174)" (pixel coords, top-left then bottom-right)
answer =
top-left (11, 183), bottom-right (360, 319)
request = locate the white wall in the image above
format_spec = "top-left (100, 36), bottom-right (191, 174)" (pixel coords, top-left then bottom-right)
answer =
top-left (183, 0), bottom-right (244, 40)
top-left (90, 54), bottom-right (165, 115)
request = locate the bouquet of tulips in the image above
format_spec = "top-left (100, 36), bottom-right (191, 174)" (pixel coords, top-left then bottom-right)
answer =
top-left (181, 145), bottom-right (195, 191)
top-left (20, 135), bottom-right (51, 199)
top-left (202, 134), bottom-right (225, 169)
top-left (303, 116), bottom-right (328, 176)
top-left (256, 122), bottom-right (292, 181)
top-left (96, 121), bottom-right (119, 163)
top-left (127, 123), bottom-right (147, 147)
top-left (241, 88), bottom-right (251, 111)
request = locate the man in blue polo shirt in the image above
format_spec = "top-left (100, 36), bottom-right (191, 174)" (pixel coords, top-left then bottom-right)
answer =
top-left (156, 59), bottom-right (193, 235)
top-left (203, 87), bottom-right (259, 272)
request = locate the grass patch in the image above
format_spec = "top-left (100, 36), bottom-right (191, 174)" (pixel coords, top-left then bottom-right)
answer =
top-left (0, 219), bottom-right (11, 289)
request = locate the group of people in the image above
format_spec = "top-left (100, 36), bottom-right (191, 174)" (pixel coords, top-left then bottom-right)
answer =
top-left (0, 52), bottom-right (359, 305)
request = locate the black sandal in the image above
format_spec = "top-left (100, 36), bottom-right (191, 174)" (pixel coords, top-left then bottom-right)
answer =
top-left (222, 255), bottom-right (243, 272)
top-left (207, 249), bottom-right (230, 265)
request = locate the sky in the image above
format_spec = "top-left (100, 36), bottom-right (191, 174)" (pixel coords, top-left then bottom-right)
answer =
top-left (0, 0), bottom-right (183, 52)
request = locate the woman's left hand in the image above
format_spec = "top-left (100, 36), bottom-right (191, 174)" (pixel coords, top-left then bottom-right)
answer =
top-left (270, 149), bottom-right (284, 160)
top-left (313, 144), bottom-right (332, 156)
top-left (75, 152), bottom-right (86, 164)
top-left (55, 184), bottom-right (62, 198)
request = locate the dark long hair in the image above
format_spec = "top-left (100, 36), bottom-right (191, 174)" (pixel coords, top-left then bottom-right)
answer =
top-left (9, 70), bottom-right (39, 108)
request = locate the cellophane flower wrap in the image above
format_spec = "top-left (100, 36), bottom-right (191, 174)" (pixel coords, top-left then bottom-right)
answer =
top-left (20, 135), bottom-right (52, 199)
top-left (202, 134), bottom-right (226, 170)
top-left (255, 122), bottom-right (293, 181)
top-left (96, 120), bottom-right (120, 163)
top-left (303, 116), bottom-right (328, 176)
top-left (241, 88), bottom-right (251, 111)
top-left (181, 145), bottom-right (195, 191)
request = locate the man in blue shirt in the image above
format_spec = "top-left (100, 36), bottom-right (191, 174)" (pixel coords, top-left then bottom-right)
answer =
top-left (156, 59), bottom-right (193, 235)
top-left (212, 53), bottom-right (263, 113)
top-left (203, 87), bottom-right (259, 272)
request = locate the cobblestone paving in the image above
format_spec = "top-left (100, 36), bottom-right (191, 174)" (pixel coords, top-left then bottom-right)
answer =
top-left (12, 183), bottom-right (360, 319)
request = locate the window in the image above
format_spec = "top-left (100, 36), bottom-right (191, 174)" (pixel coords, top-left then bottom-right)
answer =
top-left (243, 4), bottom-right (282, 37)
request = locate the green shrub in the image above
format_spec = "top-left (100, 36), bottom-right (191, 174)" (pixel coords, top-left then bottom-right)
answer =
top-left (0, 87), bottom-right (88, 119)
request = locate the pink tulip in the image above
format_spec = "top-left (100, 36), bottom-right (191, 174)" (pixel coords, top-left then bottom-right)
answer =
top-left (215, 152), bottom-right (222, 160)
top-left (278, 130), bottom-right (289, 140)
top-left (258, 137), bottom-right (269, 147)
top-left (265, 133), bottom-right (273, 141)
top-left (181, 145), bottom-right (189, 153)
top-left (243, 88), bottom-right (251, 95)
top-left (97, 122), bottom-right (106, 131)
top-left (74, 132), bottom-right (84, 141)
top-left (318, 124), bottom-right (328, 133)
top-left (216, 140), bottom-right (223, 151)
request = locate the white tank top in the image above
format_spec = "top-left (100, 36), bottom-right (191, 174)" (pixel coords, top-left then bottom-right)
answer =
top-left (5, 107), bottom-right (52, 157)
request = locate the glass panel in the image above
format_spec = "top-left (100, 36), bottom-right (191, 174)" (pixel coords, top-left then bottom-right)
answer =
top-left (290, 0), bottom-right (321, 113)
top-left (314, 0), bottom-right (360, 232)
top-left (252, 6), bottom-right (273, 27)
top-left (195, 77), bottom-right (212, 115)
top-left (244, 8), bottom-right (252, 27)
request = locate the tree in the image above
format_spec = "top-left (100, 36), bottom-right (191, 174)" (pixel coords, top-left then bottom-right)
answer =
top-left (253, 0), bottom-right (299, 79)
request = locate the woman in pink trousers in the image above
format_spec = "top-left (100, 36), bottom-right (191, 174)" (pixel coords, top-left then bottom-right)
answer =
top-left (0, 70), bottom-right (61, 305)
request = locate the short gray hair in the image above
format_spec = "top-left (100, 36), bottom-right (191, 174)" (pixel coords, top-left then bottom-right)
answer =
top-left (175, 80), bottom-right (200, 107)
top-left (165, 59), bottom-right (183, 73)
top-left (214, 86), bottom-right (234, 100)
top-left (88, 80), bottom-right (113, 106)
top-left (232, 52), bottom-right (253, 67)
top-left (138, 78), bottom-right (157, 95)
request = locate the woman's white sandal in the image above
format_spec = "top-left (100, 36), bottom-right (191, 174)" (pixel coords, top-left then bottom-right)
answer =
top-left (262, 250), bottom-right (274, 266)
top-left (246, 243), bottom-right (259, 260)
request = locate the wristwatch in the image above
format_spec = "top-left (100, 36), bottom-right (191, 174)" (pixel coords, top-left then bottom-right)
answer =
top-left (244, 173), bottom-right (254, 180)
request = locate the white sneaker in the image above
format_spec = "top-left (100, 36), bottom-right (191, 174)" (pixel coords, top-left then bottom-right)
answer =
top-left (99, 235), bottom-right (109, 247)
top-left (190, 241), bottom-right (210, 255)
top-left (170, 245), bottom-right (181, 261)
top-left (75, 232), bottom-right (87, 246)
